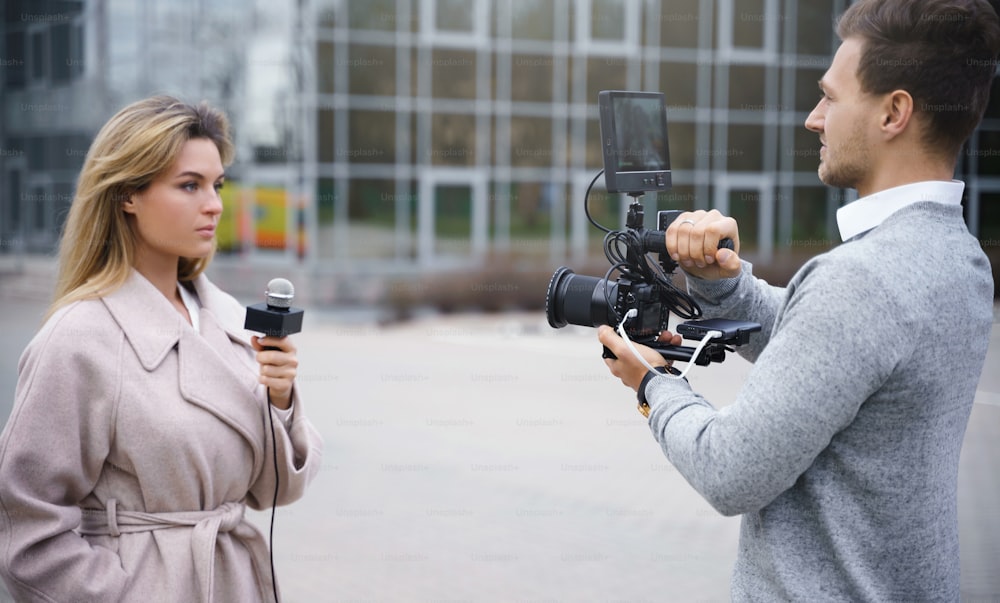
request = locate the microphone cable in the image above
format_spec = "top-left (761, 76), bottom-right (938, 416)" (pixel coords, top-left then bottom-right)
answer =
top-left (266, 391), bottom-right (280, 602)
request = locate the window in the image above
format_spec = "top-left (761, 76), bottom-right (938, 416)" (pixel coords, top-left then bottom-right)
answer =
top-left (791, 126), bottom-right (821, 172)
top-left (977, 192), bottom-right (1000, 240)
top-left (590, 0), bottom-right (627, 41)
top-left (431, 49), bottom-right (477, 99)
top-left (575, 0), bottom-right (639, 55)
top-left (584, 185), bottom-right (618, 243)
top-left (499, 181), bottom-right (562, 241)
top-left (726, 124), bottom-right (765, 172)
top-left (4, 31), bottom-right (26, 89)
top-left (510, 117), bottom-right (553, 167)
top-left (732, 0), bottom-right (766, 49)
top-left (317, 109), bottom-right (336, 163)
top-left (510, 1), bottom-right (557, 41)
top-left (317, 178), bottom-right (337, 226)
top-left (436, 0), bottom-right (475, 32)
top-left (658, 0), bottom-right (702, 48)
top-left (349, 179), bottom-right (401, 227)
top-left (424, 0), bottom-right (486, 46)
top-left (30, 29), bottom-right (48, 83)
top-left (789, 186), bottom-right (833, 247)
top-left (50, 23), bottom-right (72, 82)
top-left (729, 65), bottom-right (768, 112)
top-left (975, 130), bottom-right (1000, 178)
top-left (585, 56), bottom-right (628, 105)
top-left (318, 42), bottom-right (335, 94)
top-left (794, 67), bottom-right (826, 114)
top-left (584, 117), bottom-right (603, 168)
top-left (510, 55), bottom-right (555, 103)
top-left (719, 0), bottom-right (777, 60)
top-left (796, 1), bottom-right (835, 55)
top-left (348, 44), bottom-right (396, 96)
top-left (4, 169), bottom-right (22, 234)
top-left (431, 113), bottom-right (477, 166)
top-left (728, 189), bottom-right (761, 248)
top-left (667, 121), bottom-right (697, 171)
top-left (655, 185), bottom-right (698, 212)
top-left (348, 0), bottom-right (399, 31)
top-left (659, 61), bottom-right (698, 110)
top-left (434, 184), bottom-right (473, 244)
top-left (347, 110), bottom-right (395, 164)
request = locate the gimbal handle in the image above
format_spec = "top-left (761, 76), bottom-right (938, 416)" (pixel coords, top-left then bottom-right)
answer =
top-left (650, 343), bottom-right (727, 366)
top-left (602, 342), bottom-right (728, 366)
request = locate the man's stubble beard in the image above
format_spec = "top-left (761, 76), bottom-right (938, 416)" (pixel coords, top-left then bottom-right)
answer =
top-left (818, 122), bottom-right (871, 191)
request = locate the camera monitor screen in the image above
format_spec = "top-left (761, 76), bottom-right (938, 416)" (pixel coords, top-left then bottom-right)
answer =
top-left (598, 90), bottom-right (672, 194)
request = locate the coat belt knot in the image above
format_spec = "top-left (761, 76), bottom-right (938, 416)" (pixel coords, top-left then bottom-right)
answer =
top-left (80, 498), bottom-right (276, 602)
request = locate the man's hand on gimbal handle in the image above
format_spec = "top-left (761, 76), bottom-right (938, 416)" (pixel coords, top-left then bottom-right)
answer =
top-left (598, 326), bottom-right (682, 392)
top-left (665, 209), bottom-right (743, 281)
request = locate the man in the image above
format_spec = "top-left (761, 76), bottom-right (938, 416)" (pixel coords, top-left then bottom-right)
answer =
top-left (598, 0), bottom-right (999, 600)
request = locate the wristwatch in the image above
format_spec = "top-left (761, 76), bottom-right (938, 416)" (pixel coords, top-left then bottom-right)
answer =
top-left (637, 365), bottom-right (683, 418)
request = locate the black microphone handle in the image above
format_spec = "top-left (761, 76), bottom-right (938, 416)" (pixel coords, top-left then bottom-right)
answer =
top-left (244, 302), bottom-right (304, 339)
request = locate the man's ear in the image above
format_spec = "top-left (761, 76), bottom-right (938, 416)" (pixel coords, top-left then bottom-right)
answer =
top-left (881, 89), bottom-right (915, 141)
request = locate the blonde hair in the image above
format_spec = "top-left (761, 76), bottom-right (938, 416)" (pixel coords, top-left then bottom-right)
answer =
top-left (47, 95), bottom-right (234, 320)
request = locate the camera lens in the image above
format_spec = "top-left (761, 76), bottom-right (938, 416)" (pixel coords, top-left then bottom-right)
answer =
top-left (545, 266), bottom-right (617, 329)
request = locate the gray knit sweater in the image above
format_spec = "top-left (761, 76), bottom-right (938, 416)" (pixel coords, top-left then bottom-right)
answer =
top-left (643, 201), bottom-right (993, 601)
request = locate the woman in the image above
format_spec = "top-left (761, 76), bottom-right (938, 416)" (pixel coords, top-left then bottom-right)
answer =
top-left (0, 96), bottom-right (323, 602)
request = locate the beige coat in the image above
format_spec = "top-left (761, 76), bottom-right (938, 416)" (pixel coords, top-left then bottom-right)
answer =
top-left (0, 270), bottom-right (323, 602)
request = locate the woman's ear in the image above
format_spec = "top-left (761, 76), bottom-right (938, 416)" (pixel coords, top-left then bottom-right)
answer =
top-left (122, 191), bottom-right (138, 215)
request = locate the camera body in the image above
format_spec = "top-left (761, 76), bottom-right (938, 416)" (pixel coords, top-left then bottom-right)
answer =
top-left (545, 202), bottom-right (755, 364)
top-left (544, 90), bottom-right (759, 366)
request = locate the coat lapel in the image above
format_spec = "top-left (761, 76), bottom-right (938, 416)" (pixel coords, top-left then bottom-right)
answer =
top-left (103, 271), bottom-right (266, 476)
top-left (101, 271), bottom-right (182, 371)
top-left (188, 274), bottom-right (257, 349)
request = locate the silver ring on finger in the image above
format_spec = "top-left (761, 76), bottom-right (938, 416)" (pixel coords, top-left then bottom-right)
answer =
top-left (679, 219), bottom-right (697, 227)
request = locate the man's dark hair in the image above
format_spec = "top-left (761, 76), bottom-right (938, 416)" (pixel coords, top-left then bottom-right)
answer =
top-left (837, 0), bottom-right (1000, 157)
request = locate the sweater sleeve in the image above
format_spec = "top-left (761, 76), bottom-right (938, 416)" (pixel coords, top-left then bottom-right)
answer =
top-left (684, 260), bottom-right (787, 362)
top-left (645, 256), bottom-right (911, 516)
top-left (0, 310), bottom-right (129, 602)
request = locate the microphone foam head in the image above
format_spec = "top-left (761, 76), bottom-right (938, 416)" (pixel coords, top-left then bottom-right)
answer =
top-left (265, 278), bottom-right (295, 308)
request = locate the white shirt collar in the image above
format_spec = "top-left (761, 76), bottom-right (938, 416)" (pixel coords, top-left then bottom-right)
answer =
top-left (836, 180), bottom-right (965, 241)
top-left (177, 281), bottom-right (201, 332)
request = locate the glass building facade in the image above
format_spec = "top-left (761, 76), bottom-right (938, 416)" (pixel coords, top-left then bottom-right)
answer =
top-left (2, 0), bottom-right (999, 275)
top-left (1, 0), bottom-right (250, 253)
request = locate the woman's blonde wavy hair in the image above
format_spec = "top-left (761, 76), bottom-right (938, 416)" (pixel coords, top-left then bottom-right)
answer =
top-left (47, 95), bottom-right (234, 321)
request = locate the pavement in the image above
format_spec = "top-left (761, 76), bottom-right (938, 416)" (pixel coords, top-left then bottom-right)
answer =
top-left (0, 266), bottom-right (998, 602)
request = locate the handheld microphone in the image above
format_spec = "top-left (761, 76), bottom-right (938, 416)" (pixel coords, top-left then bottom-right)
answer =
top-left (243, 277), bottom-right (304, 603)
top-left (244, 277), bottom-right (304, 340)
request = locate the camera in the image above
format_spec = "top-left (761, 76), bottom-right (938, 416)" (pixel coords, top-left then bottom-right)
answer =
top-left (544, 91), bottom-right (760, 366)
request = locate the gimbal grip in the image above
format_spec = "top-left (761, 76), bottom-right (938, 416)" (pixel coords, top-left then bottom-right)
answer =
top-left (641, 230), bottom-right (735, 254)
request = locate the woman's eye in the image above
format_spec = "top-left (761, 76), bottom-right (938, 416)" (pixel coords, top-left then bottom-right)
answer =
top-left (214, 181), bottom-right (225, 192)
top-left (182, 182), bottom-right (198, 192)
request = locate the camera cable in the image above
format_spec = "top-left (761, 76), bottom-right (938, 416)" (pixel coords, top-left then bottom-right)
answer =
top-left (616, 309), bottom-right (722, 381)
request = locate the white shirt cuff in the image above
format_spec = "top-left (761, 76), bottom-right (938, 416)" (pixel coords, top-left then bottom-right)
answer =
top-left (272, 403), bottom-right (294, 429)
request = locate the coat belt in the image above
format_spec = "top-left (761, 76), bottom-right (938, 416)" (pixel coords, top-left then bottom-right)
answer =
top-left (79, 498), bottom-right (276, 602)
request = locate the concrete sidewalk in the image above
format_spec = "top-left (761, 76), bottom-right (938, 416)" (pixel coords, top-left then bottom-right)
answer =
top-left (248, 309), bottom-right (1000, 602)
top-left (247, 311), bottom-right (744, 602)
top-left (1, 299), bottom-right (998, 601)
